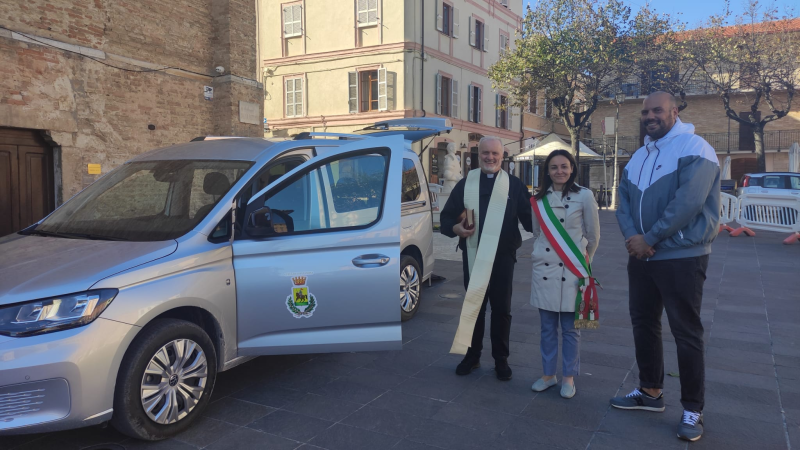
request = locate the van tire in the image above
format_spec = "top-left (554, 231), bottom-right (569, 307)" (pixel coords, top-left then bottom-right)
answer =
top-left (400, 255), bottom-right (422, 321)
top-left (111, 318), bottom-right (217, 440)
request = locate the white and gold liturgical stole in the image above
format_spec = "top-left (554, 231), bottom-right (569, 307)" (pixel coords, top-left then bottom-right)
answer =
top-left (450, 168), bottom-right (510, 354)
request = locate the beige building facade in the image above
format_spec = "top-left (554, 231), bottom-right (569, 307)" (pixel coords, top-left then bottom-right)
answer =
top-left (259, 0), bottom-right (525, 183)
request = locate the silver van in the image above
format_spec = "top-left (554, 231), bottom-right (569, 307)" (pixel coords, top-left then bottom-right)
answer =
top-left (0, 119), bottom-right (449, 440)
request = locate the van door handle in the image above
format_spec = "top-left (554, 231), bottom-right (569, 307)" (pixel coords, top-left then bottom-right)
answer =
top-left (352, 254), bottom-right (391, 268)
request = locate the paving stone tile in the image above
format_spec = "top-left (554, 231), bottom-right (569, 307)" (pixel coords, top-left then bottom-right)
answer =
top-left (363, 349), bottom-right (443, 377)
top-left (204, 397), bottom-right (276, 426)
top-left (499, 416), bottom-right (594, 450)
top-left (705, 353), bottom-right (777, 377)
top-left (390, 440), bottom-right (446, 450)
top-left (407, 419), bottom-right (502, 450)
top-left (587, 432), bottom-right (685, 450)
top-left (231, 384), bottom-right (307, 408)
top-left (368, 390), bottom-right (448, 418)
top-left (283, 393), bottom-right (363, 422)
top-left (205, 427), bottom-right (300, 450)
top-left (777, 364), bottom-right (800, 380)
top-left (451, 385), bottom-right (534, 415)
top-left (115, 439), bottom-right (199, 450)
top-left (337, 367), bottom-right (410, 391)
top-left (173, 416), bottom-right (238, 448)
top-left (309, 424), bottom-right (400, 450)
top-left (431, 401), bottom-right (516, 432)
top-left (521, 388), bottom-right (612, 430)
top-left (395, 376), bottom-right (469, 402)
top-left (342, 405), bottom-right (426, 438)
top-left (309, 378), bottom-right (387, 405)
top-left (311, 351), bottom-right (379, 368)
top-left (597, 407), bottom-right (681, 446)
top-left (705, 367), bottom-right (779, 390)
top-left (247, 410), bottom-right (334, 443)
top-left (690, 412), bottom-right (787, 449)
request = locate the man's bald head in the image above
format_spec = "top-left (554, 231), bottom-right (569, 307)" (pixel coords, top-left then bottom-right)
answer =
top-left (641, 91), bottom-right (679, 140)
top-left (478, 136), bottom-right (504, 174)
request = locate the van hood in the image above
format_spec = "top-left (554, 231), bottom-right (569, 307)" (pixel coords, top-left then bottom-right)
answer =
top-left (0, 234), bottom-right (177, 306)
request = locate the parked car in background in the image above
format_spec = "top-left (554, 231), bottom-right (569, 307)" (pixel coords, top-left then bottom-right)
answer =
top-left (0, 119), bottom-right (448, 440)
top-left (737, 172), bottom-right (800, 197)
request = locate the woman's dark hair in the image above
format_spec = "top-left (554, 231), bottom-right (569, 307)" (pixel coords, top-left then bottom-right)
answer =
top-left (534, 149), bottom-right (581, 200)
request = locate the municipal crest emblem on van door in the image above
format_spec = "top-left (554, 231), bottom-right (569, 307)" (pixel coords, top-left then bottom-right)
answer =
top-left (287, 276), bottom-right (317, 318)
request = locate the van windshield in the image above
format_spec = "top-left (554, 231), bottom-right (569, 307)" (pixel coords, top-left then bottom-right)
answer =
top-left (27, 160), bottom-right (252, 242)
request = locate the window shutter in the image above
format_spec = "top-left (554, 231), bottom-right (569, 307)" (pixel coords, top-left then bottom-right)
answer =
top-left (483, 34), bottom-right (489, 52)
top-left (451, 79), bottom-right (458, 119)
top-left (506, 105), bottom-right (512, 130)
top-left (357, 0), bottom-right (368, 26)
top-left (468, 85), bottom-right (474, 122)
top-left (296, 78), bottom-right (304, 116)
top-left (292, 5), bottom-right (302, 36)
top-left (495, 94), bottom-right (500, 127)
top-left (469, 16), bottom-right (475, 47)
top-left (477, 87), bottom-right (482, 123)
top-left (283, 6), bottom-right (293, 36)
top-left (435, 0), bottom-right (443, 32)
top-left (435, 74), bottom-right (442, 115)
top-left (378, 68), bottom-right (388, 111)
top-left (368, 0), bottom-right (378, 24)
top-left (285, 79), bottom-right (293, 117)
top-left (348, 71), bottom-right (358, 113)
top-left (453, 7), bottom-right (460, 38)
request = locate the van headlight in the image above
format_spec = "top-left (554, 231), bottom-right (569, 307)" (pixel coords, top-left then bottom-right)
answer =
top-left (0, 289), bottom-right (118, 337)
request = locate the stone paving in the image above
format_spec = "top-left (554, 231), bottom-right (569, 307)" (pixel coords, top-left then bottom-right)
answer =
top-left (3, 211), bottom-right (799, 450)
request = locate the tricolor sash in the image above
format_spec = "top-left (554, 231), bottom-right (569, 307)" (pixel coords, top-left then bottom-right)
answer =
top-left (450, 169), bottom-right (509, 354)
top-left (531, 195), bottom-right (600, 329)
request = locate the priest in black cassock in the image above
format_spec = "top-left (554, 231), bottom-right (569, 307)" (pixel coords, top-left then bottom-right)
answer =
top-left (440, 136), bottom-right (533, 380)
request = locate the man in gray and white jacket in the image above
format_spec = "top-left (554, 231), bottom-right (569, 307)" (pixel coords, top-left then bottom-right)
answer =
top-left (610, 92), bottom-right (720, 443)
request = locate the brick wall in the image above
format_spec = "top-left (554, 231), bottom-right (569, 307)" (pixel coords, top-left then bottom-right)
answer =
top-left (0, 0), bottom-right (262, 203)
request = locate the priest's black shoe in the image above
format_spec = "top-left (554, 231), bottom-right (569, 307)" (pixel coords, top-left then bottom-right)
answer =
top-left (495, 360), bottom-right (513, 380)
top-left (456, 353), bottom-right (481, 375)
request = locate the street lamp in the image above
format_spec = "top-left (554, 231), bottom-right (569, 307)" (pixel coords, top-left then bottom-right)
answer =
top-left (611, 91), bottom-right (625, 209)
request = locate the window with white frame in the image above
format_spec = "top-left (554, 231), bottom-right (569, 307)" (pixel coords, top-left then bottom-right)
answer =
top-left (357, 0), bottom-right (378, 27)
top-left (468, 85), bottom-right (483, 124)
top-left (436, 1), bottom-right (459, 38)
top-left (285, 77), bottom-right (304, 118)
top-left (499, 33), bottom-right (510, 55)
top-left (283, 4), bottom-right (302, 38)
top-left (496, 94), bottom-right (511, 130)
top-left (469, 17), bottom-right (488, 51)
top-left (348, 68), bottom-right (387, 113)
top-left (500, 0), bottom-right (509, 7)
top-left (435, 74), bottom-right (458, 118)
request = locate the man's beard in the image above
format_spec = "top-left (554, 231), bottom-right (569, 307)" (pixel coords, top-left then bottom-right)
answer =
top-left (643, 118), bottom-right (671, 140)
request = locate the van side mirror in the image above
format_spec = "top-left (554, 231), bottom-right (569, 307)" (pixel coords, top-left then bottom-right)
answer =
top-left (245, 206), bottom-right (274, 237)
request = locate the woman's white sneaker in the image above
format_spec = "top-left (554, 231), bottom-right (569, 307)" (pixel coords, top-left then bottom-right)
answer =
top-left (531, 377), bottom-right (558, 392)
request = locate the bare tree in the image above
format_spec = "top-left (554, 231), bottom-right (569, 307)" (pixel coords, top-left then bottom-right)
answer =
top-left (688, 0), bottom-right (798, 172)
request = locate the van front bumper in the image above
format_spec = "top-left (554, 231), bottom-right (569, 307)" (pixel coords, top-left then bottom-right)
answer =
top-left (0, 318), bottom-right (137, 435)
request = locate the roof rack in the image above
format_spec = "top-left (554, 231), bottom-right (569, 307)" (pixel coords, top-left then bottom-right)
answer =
top-left (292, 132), bottom-right (368, 141)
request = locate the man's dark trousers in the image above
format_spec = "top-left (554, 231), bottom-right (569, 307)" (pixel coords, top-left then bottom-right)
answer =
top-left (628, 255), bottom-right (709, 412)
top-left (463, 251), bottom-right (515, 361)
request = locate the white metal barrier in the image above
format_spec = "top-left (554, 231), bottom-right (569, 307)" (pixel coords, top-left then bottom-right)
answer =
top-left (736, 193), bottom-right (800, 233)
top-left (719, 192), bottom-right (738, 225)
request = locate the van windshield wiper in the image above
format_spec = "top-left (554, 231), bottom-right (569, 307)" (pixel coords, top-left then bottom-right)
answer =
top-left (20, 229), bottom-right (128, 241)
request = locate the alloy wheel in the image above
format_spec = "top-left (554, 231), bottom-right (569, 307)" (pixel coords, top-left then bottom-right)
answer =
top-left (400, 264), bottom-right (420, 313)
top-left (140, 339), bottom-right (208, 424)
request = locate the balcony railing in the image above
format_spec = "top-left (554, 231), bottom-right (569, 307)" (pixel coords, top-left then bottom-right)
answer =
top-left (583, 129), bottom-right (800, 155)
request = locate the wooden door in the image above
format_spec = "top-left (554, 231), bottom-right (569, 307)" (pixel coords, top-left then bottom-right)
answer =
top-left (0, 128), bottom-right (54, 237)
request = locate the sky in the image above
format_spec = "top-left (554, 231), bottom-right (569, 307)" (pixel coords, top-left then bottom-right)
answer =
top-left (523, 0), bottom-right (798, 29)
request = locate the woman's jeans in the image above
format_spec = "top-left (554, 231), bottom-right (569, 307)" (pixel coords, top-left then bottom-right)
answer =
top-left (539, 309), bottom-right (580, 377)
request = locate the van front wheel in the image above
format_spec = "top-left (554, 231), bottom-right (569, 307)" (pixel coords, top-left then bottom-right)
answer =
top-left (111, 318), bottom-right (217, 440)
top-left (400, 255), bottom-right (422, 321)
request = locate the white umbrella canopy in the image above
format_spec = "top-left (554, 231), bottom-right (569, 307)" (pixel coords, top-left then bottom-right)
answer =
top-left (515, 133), bottom-right (601, 161)
top-left (789, 142), bottom-right (800, 173)
top-left (722, 156), bottom-right (732, 179)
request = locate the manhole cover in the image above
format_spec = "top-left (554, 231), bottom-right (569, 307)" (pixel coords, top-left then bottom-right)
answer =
top-left (439, 293), bottom-right (462, 299)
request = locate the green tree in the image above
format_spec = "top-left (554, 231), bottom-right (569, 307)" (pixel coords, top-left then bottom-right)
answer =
top-left (687, 0), bottom-right (798, 172)
top-left (489, 0), bottom-right (633, 174)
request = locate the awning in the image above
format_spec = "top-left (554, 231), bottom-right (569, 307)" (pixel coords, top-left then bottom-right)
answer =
top-left (515, 133), bottom-right (601, 161)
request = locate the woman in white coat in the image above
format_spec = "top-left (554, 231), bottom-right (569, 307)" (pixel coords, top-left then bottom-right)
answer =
top-left (529, 149), bottom-right (600, 399)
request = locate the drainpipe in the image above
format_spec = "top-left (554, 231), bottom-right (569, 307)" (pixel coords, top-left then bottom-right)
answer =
top-left (420, 0), bottom-right (426, 117)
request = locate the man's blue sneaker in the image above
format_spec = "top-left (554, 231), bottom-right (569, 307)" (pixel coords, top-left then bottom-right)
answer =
top-left (677, 410), bottom-right (704, 442)
top-left (609, 388), bottom-right (666, 412)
